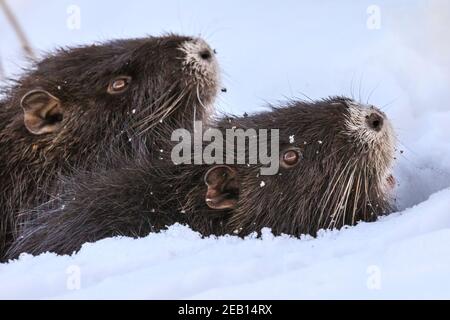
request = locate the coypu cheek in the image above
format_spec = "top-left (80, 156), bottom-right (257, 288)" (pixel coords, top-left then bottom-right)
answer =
top-left (204, 165), bottom-right (239, 210)
top-left (21, 90), bottom-right (64, 135)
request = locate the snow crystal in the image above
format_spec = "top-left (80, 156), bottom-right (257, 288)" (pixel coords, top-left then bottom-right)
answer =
top-left (289, 135), bottom-right (295, 144)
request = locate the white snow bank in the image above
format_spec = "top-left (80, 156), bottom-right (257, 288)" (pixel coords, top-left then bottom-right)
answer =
top-left (1, 188), bottom-right (449, 300)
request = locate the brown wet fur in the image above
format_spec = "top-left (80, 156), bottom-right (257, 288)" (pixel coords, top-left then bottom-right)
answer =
top-left (0, 34), bottom-right (220, 257)
top-left (5, 97), bottom-right (396, 260)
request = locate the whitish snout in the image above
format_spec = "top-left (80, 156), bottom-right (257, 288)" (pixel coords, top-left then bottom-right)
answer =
top-left (179, 38), bottom-right (220, 86)
top-left (366, 110), bottom-right (385, 132)
top-left (344, 101), bottom-right (395, 147)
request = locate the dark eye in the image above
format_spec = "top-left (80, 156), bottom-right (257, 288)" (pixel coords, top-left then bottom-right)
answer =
top-left (281, 148), bottom-right (302, 168)
top-left (107, 76), bottom-right (131, 94)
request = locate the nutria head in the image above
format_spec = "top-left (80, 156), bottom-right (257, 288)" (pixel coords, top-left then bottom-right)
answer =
top-left (3, 34), bottom-right (219, 149)
top-left (0, 34), bottom-right (220, 255)
top-left (2, 97), bottom-right (397, 260)
top-left (201, 97), bottom-right (396, 236)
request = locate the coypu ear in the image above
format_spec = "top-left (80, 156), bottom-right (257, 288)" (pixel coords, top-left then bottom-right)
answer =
top-left (204, 165), bottom-right (239, 210)
top-left (21, 90), bottom-right (63, 135)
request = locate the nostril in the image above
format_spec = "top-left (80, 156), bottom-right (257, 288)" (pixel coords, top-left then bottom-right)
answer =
top-left (199, 50), bottom-right (212, 61)
top-left (366, 113), bottom-right (384, 132)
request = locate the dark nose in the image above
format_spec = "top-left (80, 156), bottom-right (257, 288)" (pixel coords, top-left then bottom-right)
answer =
top-left (199, 49), bottom-right (213, 61)
top-left (366, 112), bottom-right (384, 132)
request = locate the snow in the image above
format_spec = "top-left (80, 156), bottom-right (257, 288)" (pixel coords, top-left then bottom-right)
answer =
top-left (289, 135), bottom-right (295, 144)
top-left (1, 188), bottom-right (449, 299)
top-left (1, 0), bottom-right (450, 299)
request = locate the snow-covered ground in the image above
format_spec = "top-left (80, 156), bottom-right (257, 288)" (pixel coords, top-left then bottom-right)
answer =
top-left (1, 188), bottom-right (450, 299)
top-left (0, 0), bottom-right (449, 299)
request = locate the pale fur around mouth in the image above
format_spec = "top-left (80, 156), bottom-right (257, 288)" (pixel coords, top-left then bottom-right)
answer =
top-left (179, 38), bottom-right (221, 88)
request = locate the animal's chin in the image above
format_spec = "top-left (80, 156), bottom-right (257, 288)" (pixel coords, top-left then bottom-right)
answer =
top-left (193, 87), bottom-right (218, 111)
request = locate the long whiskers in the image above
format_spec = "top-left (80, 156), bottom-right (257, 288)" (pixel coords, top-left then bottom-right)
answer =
top-left (135, 87), bottom-right (189, 136)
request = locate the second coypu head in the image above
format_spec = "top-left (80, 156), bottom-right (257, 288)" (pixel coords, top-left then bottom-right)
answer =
top-left (1, 97), bottom-right (397, 259)
top-left (196, 97), bottom-right (396, 236)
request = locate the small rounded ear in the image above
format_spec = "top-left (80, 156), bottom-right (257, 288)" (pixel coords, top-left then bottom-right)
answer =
top-left (21, 90), bottom-right (63, 135)
top-left (204, 165), bottom-right (239, 210)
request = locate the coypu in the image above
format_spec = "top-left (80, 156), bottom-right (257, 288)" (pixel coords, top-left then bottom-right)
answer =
top-left (5, 97), bottom-right (397, 260)
top-left (0, 34), bottom-right (221, 257)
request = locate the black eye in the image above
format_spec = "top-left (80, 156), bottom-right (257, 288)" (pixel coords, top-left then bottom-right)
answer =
top-left (281, 148), bottom-right (302, 168)
top-left (107, 76), bottom-right (131, 94)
